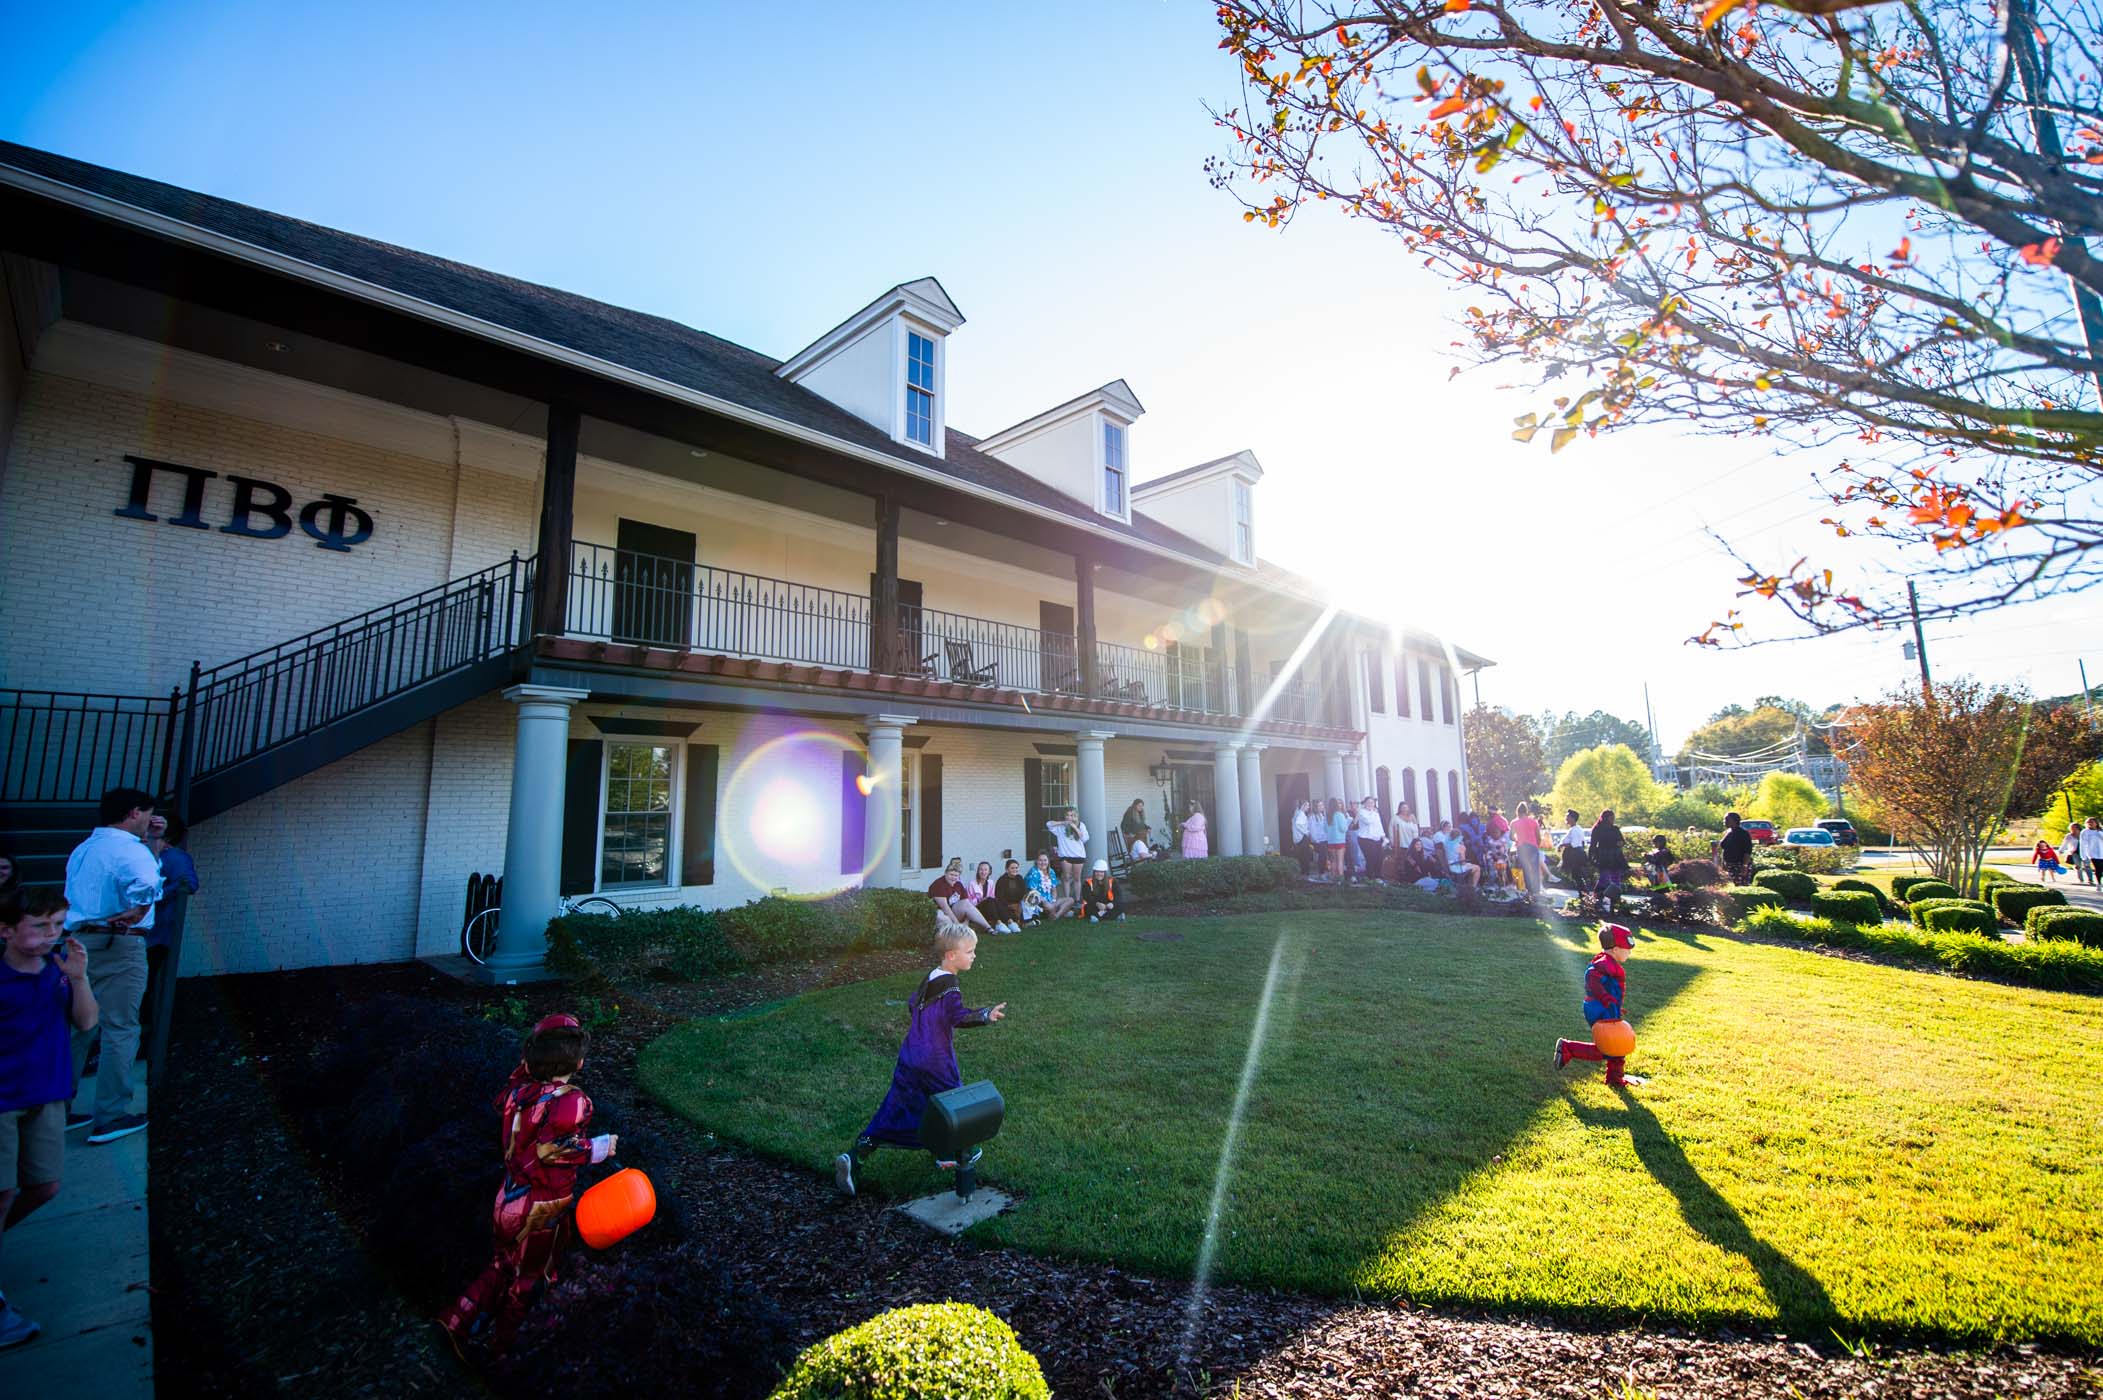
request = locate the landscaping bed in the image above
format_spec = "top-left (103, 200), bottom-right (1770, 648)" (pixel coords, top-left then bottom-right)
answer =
top-left (148, 935), bottom-right (2102, 1398)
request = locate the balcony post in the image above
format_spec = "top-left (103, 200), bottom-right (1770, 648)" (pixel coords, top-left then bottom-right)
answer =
top-left (532, 404), bottom-right (580, 639)
top-left (873, 495), bottom-right (901, 673)
top-left (1238, 743), bottom-right (1268, 855)
top-left (1075, 730), bottom-right (1113, 868)
top-left (1322, 748), bottom-right (1350, 805)
top-left (485, 683), bottom-right (591, 982)
top-left (1074, 552), bottom-right (1098, 697)
top-left (863, 714), bottom-right (916, 886)
top-left (1211, 741), bottom-right (1245, 856)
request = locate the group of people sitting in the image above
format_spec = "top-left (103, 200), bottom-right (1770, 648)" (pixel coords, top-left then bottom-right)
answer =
top-left (1290, 797), bottom-right (1541, 894)
top-left (923, 831), bottom-right (1126, 934)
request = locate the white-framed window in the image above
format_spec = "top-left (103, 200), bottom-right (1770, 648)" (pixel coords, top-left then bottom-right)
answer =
top-left (899, 752), bottom-right (920, 869)
top-left (600, 742), bottom-right (676, 890)
top-left (1232, 479), bottom-right (1254, 563)
top-left (905, 331), bottom-right (937, 447)
top-left (1102, 420), bottom-right (1127, 517)
top-left (1040, 758), bottom-right (1073, 813)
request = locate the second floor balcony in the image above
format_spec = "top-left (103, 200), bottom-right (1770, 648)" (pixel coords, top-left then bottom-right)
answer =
top-left (550, 540), bottom-right (1350, 735)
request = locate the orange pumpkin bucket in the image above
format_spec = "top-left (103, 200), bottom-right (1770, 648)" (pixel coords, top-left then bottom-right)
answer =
top-left (1591, 1019), bottom-right (1637, 1059)
top-left (575, 1168), bottom-right (656, 1249)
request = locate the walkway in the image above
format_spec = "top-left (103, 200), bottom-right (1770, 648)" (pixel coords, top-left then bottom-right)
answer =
top-left (1990, 857), bottom-right (2103, 912)
top-left (0, 1078), bottom-right (153, 1397)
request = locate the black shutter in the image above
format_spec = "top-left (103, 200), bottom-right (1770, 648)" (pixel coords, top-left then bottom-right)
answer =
top-left (919, 753), bottom-right (943, 870)
top-left (841, 750), bottom-right (867, 874)
top-left (682, 743), bottom-right (719, 886)
top-left (1023, 757), bottom-right (1044, 862)
top-left (560, 739), bottom-right (602, 896)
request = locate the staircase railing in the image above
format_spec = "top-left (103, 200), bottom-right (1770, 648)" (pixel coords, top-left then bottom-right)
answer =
top-left (186, 553), bottom-right (535, 779)
top-left (0, 688), bottom-right (181, 804)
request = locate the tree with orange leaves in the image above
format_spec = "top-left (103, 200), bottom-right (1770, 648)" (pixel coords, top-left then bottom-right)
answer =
top-left (1207, 0), bottom-right (2103, 637)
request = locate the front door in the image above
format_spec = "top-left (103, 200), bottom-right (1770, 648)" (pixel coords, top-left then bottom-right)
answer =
top-left (614, 519), bottom-right (695, 648)
top-left (1275, 770), bottom-right (1311, 856)
top-left (1038, 601), bottom-right (1076, 693)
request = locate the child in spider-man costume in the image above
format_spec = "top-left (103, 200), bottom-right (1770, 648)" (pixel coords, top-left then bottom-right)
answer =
top-left (438, 1013), bottom-right (616, 1355)
top-left (1552, 923), bottom-right (1644, 1088)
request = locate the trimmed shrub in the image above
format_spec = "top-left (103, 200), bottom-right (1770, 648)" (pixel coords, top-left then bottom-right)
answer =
top-left (1738, 906), bottom-right (2103, 990)
top-left (1990, 886), bottom-right (2065, 925)
top-left (1919, 903), bottom-right (1999, 936)
top-left (1900, 880), bottom-right (1958, 905)
top-left (547, 887), bottom-right (932, 982)
top-left (1831, 877), bottom-right (1890, 914)
top-left (1889, 874), bottom-right (1938, 900)
top-left (1123, 853), bottom-right (1299, 902)
top-left (1977, 868), bottom-right (2018, 888)
top-left (769, 1301), bottom-right (1050, 1400)
top-left (1908, 896), bottom-right (1992, 927)
top-left (2028, 907), bottom-right (2103, 947)
top-left (1809, 890), bottom-right (1882, 926)
top-left (1666, 858), bottom-right (1724, 889)
top-left (1717, 886), bottom-right (1784, 923)
top-left (1752, 870), bottom-right (1817, 901)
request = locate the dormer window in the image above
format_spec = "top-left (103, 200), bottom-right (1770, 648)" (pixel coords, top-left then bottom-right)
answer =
top-left (1103, 420), bottom-right (1127, 517)
top-left (1232, 479), bottom-right (1254, 564)
top-left (905, 331), bottom-right (937, 447)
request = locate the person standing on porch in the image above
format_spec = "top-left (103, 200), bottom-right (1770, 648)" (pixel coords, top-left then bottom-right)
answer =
top-left (1046, 809), bottom-right (1089, 900)
top-left (62, 788), bottom-right (162, 1146)
top-left (1180, 799), bottom-right (1209, 859)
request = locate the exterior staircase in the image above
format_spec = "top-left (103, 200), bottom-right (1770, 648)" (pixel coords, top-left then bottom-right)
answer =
top-left (1, 554), bottom-right (537, 886)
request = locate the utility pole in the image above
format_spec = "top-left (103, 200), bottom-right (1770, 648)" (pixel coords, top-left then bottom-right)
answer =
top-left (2009, 0), bottom-right (2103, 399)
top-left (1906, 581), bottom-right (1932, 698)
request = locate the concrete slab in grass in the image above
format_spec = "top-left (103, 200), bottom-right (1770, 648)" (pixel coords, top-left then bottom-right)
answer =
top-left (896, 1188), bottom-right (1013, 1236)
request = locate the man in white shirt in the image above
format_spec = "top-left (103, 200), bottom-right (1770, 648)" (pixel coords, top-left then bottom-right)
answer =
top-left (2082, 818), bottom-right (2103, 884)
top-left (64, 787), bottom-right (164, 1145)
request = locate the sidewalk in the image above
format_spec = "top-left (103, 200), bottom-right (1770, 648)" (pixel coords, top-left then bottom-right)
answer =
top-left (0, 1078), bottom-right (153, 1398)
top-left (1990, 859), bottom-right (2103, 911)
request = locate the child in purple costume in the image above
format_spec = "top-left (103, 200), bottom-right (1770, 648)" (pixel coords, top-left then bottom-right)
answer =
top-left (835, 924), bottom-right (1006, 1195)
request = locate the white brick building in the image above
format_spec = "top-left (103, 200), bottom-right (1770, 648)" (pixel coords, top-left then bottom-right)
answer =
top-left (0, 141), bottom-right (1488, 977)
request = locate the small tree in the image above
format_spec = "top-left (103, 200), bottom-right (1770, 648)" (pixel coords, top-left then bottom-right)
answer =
top-left (1839, 679), bottom-right (2031, 897)
top-left (1746, 772), bottom-right (1829, 831)
top-left (2040, 762), bottom-right (2103, 836)
top-left (1464, 705), bottom-right (1548, 810)
top-left (1548, 743), bottom-right (1668, 823)
top-left (2006, 706), bottom-right (2103, 822)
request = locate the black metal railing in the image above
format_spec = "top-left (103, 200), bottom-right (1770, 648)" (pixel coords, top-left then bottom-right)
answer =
top-left (188, 554), bottom-right (533, 777)
top-left (912, 604), bottom-right (1078, 692)
top-left (567, 541), bottom-right (875, 669)
top-left (0, 689), bottom-right (180, 804)
top-left (1093, 640), bottom-right (1231, 714)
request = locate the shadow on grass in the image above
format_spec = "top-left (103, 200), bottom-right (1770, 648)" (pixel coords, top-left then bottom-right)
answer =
top-left (1572, 1091), bottom-right (1838, 1335)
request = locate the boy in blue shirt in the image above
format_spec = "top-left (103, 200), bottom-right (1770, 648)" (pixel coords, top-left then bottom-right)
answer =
top-left (1, 887), bottom-right (101, 1348)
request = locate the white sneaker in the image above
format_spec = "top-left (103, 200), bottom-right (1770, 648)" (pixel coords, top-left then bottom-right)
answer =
top-left (1089, 914), bottom-right (1100, 923)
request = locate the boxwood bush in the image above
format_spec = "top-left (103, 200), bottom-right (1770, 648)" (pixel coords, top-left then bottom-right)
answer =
top-left (1808, 890), bottom-right (1882, 927)
top-left (1908, 896), bottom-right (1993, 928)
top-left (1990, 885), bottom-right (2065, 925)
top-left (1889, 874), bottom-right (1939, 901)
top-left (2027, 907), bottom-right (2103, 947)
top-left (1918, 903), bottom-right (2000, 936)
top-left (1717, 886), bottom-right (1784, 923)
top-left (546, 887), bottom-right (929, 982)
top-left (1830, 877), bottom-right (1890, 914)
top-left (1752, 870), bottom-right (1818, 901)
top-left (768, 1301), bottom-right (1050, 1400)
top-left (1123, 853), bottom-right (1300, 902)
top-left (1740, 906), bottom-right (2103, 990)
top-left (1899, 880), bottom-right (1958, 905)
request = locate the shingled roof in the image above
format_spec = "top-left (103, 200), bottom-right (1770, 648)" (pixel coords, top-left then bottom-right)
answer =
top-left (0, 139), bottom-right (1491, 669)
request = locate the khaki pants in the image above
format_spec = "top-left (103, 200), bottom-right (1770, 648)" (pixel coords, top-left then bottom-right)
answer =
top-left (69, 932), bottom-right (147, 1126)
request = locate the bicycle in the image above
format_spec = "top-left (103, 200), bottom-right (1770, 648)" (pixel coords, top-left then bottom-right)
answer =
top-left (462, 892), bottom-right (624, 965)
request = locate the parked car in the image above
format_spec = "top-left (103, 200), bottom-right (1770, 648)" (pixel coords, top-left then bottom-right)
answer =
top-left (1782, 827), bottom-right (1837, 846)
top-left (1742, 819), bottom-right (1777, 845)
top-left (1817, 818), bottom-right (1859, 846)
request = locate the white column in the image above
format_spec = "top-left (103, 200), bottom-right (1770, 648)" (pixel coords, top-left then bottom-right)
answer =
top-left (1239, 743), bottom-right (1268, 855)
top-left (1213, 741), bottom-right (1245, 857)
top-left (864, 715), bottom-right (916, 888)
top-left (1323, 748), bottom-right (1349, 807)
top-left (487, 684), bottom-right (591, 982)
top-left (1075, 730), bottom-right (1113, 867)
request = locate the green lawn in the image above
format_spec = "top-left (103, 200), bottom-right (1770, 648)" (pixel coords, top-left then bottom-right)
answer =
top-left (640, 911), bottom-right (2103, 1344)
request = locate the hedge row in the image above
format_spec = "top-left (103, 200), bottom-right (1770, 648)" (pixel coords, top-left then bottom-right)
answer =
top-left (1808, 889), bottom-right (1882, 927)
top-left (546, 887), bottom-right (931, 981)
top-left (1715, 886), bottom-right (1784, 923)
top-left (2029, 907), bottom-right (2103, 947)
top-left (1830, 877), bottom-right (1890, 914)
top-left (1919, 903), bottom-right (1998, 936)
top-left (1991, 886), bottom-right (2066, 924)
top-left (1751, 870), bottom-right (1818, 901)
top-left (1738, 906), bottom-right (2103, 992)
top-left (1900, 880), bottom-right (1958, 905)
top-left (1123, 854), bottom-right (1300, 901)
top-left (1909, 896), bottom-right (1992, 928)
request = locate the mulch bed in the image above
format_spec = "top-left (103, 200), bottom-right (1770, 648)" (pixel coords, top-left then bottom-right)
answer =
top-left (149, 950), bottom-right (2101, 1398)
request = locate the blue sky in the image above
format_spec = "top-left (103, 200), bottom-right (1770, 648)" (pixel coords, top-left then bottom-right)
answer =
top-left (6, 0), bottom-right (2097, 743)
